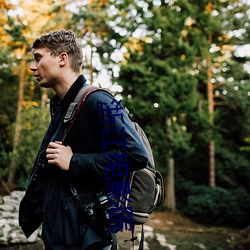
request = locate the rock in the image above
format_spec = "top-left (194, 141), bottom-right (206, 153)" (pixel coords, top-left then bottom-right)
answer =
top-left (0, 204), bottom-right (14, 212)
top-left (3, 196), bottom-right (20, 211)
top-left (156, 233), bottom-right (177, 250)
top-left (193, 242), bottom-right (207, 249)
top-left (0, 191), bottom-right (39, 246)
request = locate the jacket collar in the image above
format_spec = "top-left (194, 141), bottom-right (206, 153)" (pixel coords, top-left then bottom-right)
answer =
top-left (50, 75), bottom-right (87, 111)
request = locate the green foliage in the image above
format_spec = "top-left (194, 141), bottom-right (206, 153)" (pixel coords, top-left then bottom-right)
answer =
top-left (103, 0), bottom-right (250, 227)
top-left (176, 178), bottom-right (250, 228)
top-left (0, 46), bottom-right (18, 123)
top-left (215, 139), bottom-right (250, 190)
top-left (0, 151), bottom-right (10, 179)
top-left (15, 105), bottom-right (50, 189)
top-left (0, 0), bottom-right (249, 229)
top-left (0, 104), bottom-right (50, 185)
top-left (112, 1), bottom-right (203, 173)
top-left (6, 16), bottom-right (29, 46)
top-left (241, 137), bottom-right (250, 152)
top-left (0, 46), bottom-right (19, 178)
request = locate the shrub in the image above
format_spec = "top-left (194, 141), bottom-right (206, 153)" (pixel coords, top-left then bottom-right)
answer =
top-left (15, 105), bottom-right (50, 189)
top-left (176, 178), bottom-right (250, 228)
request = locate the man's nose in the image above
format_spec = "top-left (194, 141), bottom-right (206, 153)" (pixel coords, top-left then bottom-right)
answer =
top-left (30, 62), bottom-right (37, 72)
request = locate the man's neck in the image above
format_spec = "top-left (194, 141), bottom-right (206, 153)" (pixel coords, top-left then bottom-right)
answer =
top-left (54, 73), bottom-right (80, 100)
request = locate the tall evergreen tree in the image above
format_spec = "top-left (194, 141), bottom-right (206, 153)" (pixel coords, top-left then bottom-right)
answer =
top-left (105, 0), bottom-right (204, 210)
top-left (100, 0), bottom-right (250, 209)
top-left (192, 0), bottom-right (250, 189)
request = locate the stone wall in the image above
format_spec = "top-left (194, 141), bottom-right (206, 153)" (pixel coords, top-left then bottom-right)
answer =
top-left (0, 191), bottom-right (39, 246)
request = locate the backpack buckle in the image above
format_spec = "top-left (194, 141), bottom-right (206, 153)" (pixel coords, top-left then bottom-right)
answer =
top-left (64, 103), bottom-right (78, 123)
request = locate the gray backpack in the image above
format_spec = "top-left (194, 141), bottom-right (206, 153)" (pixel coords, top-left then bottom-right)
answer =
top-left (120, 119), bottom-right (164, 249)
top-left (63, 85), bottom-right (165, 249)
top-left (121, 120), bottom-right (164, 221)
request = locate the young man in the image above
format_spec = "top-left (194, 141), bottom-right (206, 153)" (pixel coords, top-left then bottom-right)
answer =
top-left (19, 30), bottom-right (148, 250)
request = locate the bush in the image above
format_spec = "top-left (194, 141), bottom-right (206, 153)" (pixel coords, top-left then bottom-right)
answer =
top-left (15, 105), bottom-right (50, 189)
top-left (176, 178), bottom-right (250, 228)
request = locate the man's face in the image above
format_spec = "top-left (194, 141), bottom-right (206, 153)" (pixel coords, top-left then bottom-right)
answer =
top-left (30, 47), bottom-right (61, 88)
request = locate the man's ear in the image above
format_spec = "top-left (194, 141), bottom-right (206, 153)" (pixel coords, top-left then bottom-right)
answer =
top-left (58, 52), bottom-right (68, 67)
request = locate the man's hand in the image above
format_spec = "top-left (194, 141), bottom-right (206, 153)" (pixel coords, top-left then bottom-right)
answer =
top-left (46, 141), bottom-right (73, 171)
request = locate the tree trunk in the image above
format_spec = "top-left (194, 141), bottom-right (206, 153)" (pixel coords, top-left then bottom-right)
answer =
top-left (207, 33), bottom-right (215, 188)
top-left (164, 117), bottom-right (176, 211)
top-left (165, 156), bottom-right (176, 211)
top-left (89, 26), bottom-right (94, 85)
top-left (87, 0), bottom-right (94, 85)
top-left (209, 140), bottom-right (215, 187)
top-left (7, 45), bottom-right (26, 188)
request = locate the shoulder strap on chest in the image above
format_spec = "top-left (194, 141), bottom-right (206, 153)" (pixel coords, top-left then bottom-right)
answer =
top-left (63, 85), bottom-right (100, 124)
top-left (62, 85), bottom-right (111, 144)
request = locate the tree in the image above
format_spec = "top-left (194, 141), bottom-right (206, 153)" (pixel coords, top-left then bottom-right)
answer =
top-left (0, 45), bottom-right (19, 193)
top-left (1, 0), bottom-right (72, 189)
top-left (68, 0), bottom-right (112, 85)
top-left (104, 0), bottom-right (205, 211)
top-left (203, 0), bottom-right (250, 187)
top-left (4, 16), bottom-right (30, 187)
top-left (97, 0), bottom-right (250, 209)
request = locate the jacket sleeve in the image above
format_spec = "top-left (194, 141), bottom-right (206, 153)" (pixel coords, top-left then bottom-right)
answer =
top-left (68, 90), bottom-right (148, 182)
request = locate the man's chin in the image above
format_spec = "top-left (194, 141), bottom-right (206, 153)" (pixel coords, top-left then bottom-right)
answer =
top-left (39, 82), bottom-right (50, 88)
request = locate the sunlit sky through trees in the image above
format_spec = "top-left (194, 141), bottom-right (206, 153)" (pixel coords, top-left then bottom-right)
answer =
top-left (4, 0), bottom-right (250, 94)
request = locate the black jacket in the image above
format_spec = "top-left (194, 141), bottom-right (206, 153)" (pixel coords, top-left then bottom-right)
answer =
top-left (19, 75), bottom-right (148, 249)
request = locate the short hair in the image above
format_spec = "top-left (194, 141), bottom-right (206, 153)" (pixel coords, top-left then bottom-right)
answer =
top-left (32, 30), bottom-right (83, 73)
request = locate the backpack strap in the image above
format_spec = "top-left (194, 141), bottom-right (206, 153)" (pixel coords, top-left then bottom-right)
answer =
top-left (110, 233), bottom-right (118, 250)
top-left (138, 224), bottom-right (144, 250)
top-left (62, 85), bottom-right (111, 145)
top-left (124, 224), bottom-right (146, 250)
top-left (62, 85), bottom-right (118, 249)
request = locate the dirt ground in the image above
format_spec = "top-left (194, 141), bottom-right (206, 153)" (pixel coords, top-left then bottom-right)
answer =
top-left (1, 211), bottom-right (249, 250)
top-left (116, 211), bottom-right (243, 250)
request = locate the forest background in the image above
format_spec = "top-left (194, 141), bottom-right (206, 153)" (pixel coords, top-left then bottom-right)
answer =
top-left (0, 0), bottom-right (249, 230)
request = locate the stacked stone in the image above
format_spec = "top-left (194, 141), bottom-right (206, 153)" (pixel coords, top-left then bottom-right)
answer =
top-left (0, 191), bottom-right (38, 246)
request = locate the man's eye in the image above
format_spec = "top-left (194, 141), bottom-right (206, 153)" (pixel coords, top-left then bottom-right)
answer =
top-left (34, 56), bottom-right (41, 62)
